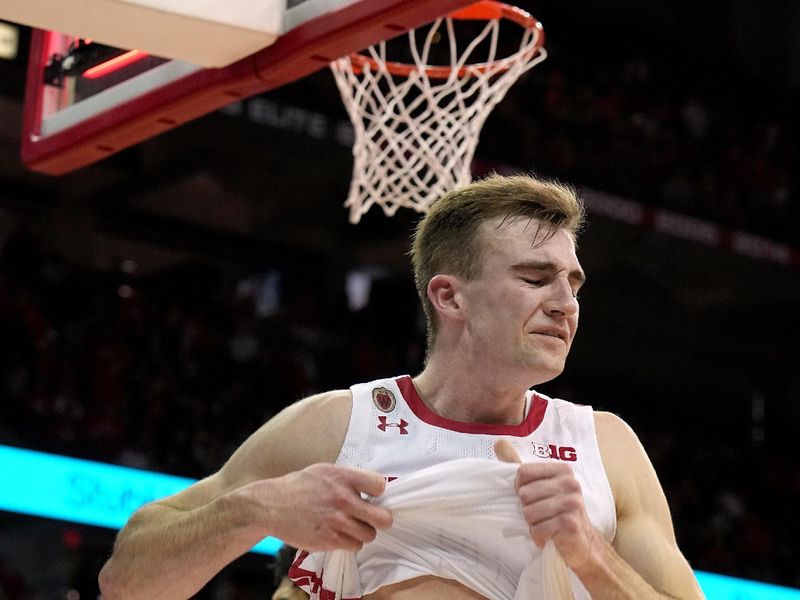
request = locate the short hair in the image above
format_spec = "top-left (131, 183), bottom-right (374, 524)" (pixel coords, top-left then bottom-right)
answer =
top-left (410, 173), bottom-right (585, 351)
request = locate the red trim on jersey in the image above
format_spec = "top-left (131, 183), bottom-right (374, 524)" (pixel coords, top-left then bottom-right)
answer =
top-left (395, 376), bottom-right (548, 436)
top-left (289, 550), bottom-right (361, 600)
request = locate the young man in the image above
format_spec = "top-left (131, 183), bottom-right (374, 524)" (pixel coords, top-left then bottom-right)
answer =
top-left (99, 175), bottom-right (704, 599)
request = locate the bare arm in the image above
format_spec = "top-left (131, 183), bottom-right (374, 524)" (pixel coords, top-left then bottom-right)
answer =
top-left (98, 390), bottom-right (392, 600)
top-left (573, 411), bottom-right (704, 599)
top-left (496, 412), bottom-right (703, 599)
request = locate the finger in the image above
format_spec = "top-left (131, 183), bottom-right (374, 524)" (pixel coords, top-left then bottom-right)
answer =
top-left (339, 516), bottom-right (381, 544)
top-left (343, 467), bottom-right (387, 497)
top-left (515, 461), bottom-right (575, 489)
top-left (517, 461), bottom-right (574, 479)
top-left (517, 478), bottom-right (568, 505)
top-left (528, 514), bottom-right (564, 548)
top-left (517, 468), bottom-right (581, 505)
top-left (521, 494), bottom-right (576, 527)
top-left (349, 497), bottom-right (393, 530)
top-left (494, 439), bottom-right (522, 464)
top-left (330, 530), bottom-right (368, 552)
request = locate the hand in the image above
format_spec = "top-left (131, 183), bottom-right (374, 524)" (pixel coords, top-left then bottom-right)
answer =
top-left (248, 463), bottom-right (393, 552)
top-left (494, 440), bottom-right (597, 570)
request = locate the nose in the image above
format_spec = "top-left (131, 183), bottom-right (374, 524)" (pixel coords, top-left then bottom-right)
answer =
top-left (544, 277), bottom-right (579, 318)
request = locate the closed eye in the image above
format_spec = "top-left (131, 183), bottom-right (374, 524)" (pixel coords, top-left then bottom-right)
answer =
top-left (521, 276), bottom-right (581, 299)
top-left (521, 277), bottom-right (543, 286)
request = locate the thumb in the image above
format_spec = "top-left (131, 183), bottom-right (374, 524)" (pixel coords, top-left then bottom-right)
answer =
top-left (494, 439), bottom-right (522, 464)
top-left (347, 467), bottom-right (387, 497)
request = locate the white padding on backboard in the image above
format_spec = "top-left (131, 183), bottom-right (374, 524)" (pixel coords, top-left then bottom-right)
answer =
top-left (0, 0), bottom-right (285, 67)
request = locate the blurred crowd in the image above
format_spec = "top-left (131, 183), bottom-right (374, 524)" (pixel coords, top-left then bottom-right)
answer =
top-left (1, 221), bottom-right (798, 599)
top-left (479, 56), bottom-right (797, 245)
top-left (240, 26), bottom-right (798, 248)
top-left (0, 227), bottom-right (421, 479)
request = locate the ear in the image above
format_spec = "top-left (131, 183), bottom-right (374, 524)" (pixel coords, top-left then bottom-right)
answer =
top-left (427, 274), bottom-right (463, 322)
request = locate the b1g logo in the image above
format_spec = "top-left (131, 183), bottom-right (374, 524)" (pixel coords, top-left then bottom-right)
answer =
top-left (531, 442), bottom-right (577, 462)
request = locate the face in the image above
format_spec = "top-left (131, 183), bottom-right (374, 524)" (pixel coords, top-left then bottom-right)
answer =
top-left (456, 217), bottom-right (585, 383)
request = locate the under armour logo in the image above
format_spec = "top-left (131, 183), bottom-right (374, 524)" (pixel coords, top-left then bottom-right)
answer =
top-left (377, 416), bottom-right (409, 435)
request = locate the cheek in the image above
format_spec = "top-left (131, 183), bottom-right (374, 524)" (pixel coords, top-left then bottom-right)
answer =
top-left (569, 314), bottom-right (579, 342)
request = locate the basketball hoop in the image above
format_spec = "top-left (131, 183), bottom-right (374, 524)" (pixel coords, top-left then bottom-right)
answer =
top-left (330, 0), bottom-right (546, 223)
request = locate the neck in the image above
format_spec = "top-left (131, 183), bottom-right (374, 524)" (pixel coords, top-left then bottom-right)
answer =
top-left (414, 352), bottom-right (533, 425)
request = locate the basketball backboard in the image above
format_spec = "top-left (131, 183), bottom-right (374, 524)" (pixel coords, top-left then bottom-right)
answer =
top-left (17, 0), bottom-right (475, 175)
top-left (1, 0), bottom-right (285, 68)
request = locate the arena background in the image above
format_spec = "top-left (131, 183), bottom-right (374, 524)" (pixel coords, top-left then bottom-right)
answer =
top-left (1, 0), bottom-right (799, 597)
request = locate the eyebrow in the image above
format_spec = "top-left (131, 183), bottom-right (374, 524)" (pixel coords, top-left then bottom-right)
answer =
top-left (511, 260), bottom-right (587, 286)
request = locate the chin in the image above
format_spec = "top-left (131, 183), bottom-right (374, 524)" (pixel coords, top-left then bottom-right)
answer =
top-left (525, 362), bottom-right (565, 385)
top-left (534, 372), bottom-right (560, 386)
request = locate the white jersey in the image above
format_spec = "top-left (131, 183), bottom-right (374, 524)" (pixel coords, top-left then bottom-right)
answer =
top-left (290, 375), bottom-right (616, 599)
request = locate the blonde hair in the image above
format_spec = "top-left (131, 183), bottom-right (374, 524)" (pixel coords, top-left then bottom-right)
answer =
top-left (410, 174), bottom-right (585, 351)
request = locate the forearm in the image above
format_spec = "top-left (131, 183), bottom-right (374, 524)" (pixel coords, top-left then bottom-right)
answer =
top-left (572, 535), bottom-right (689, 600)
top-left (99, 487), bottom-right (266, 600)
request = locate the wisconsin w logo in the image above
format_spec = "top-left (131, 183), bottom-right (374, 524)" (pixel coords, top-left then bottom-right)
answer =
top-left (377, 416), bottom-right (409, 435)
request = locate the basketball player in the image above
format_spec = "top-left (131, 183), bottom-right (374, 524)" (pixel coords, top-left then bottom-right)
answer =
top-left (98, 175), bottom-right (704, 599)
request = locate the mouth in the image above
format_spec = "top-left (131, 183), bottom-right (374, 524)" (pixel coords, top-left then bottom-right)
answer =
top-left (532, 329), bottom-right (568, 343)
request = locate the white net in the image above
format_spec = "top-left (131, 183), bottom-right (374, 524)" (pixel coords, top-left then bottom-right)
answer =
top-left (330, 2), bottom-right (547, 224)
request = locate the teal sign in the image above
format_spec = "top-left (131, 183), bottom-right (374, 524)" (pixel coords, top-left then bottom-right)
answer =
top-left (1, 445), bottom-right (799, 595)
top-left (0, 444), bottom-right (282, 555)
top-left (694, 571), bottom-right (800, 599)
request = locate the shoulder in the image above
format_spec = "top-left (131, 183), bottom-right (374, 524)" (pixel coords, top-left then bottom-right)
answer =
top-left (593, 410), bottom-right (638, 447)
top-left (270, 389), bottom-right (354, 434)
top-left (593, 411), bottom-right (664, 519)
top-left (218, 389), bottom-right (353, 488)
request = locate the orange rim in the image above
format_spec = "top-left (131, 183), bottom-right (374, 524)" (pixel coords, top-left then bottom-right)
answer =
top-left (347, 1), bottom-right (544, 79)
